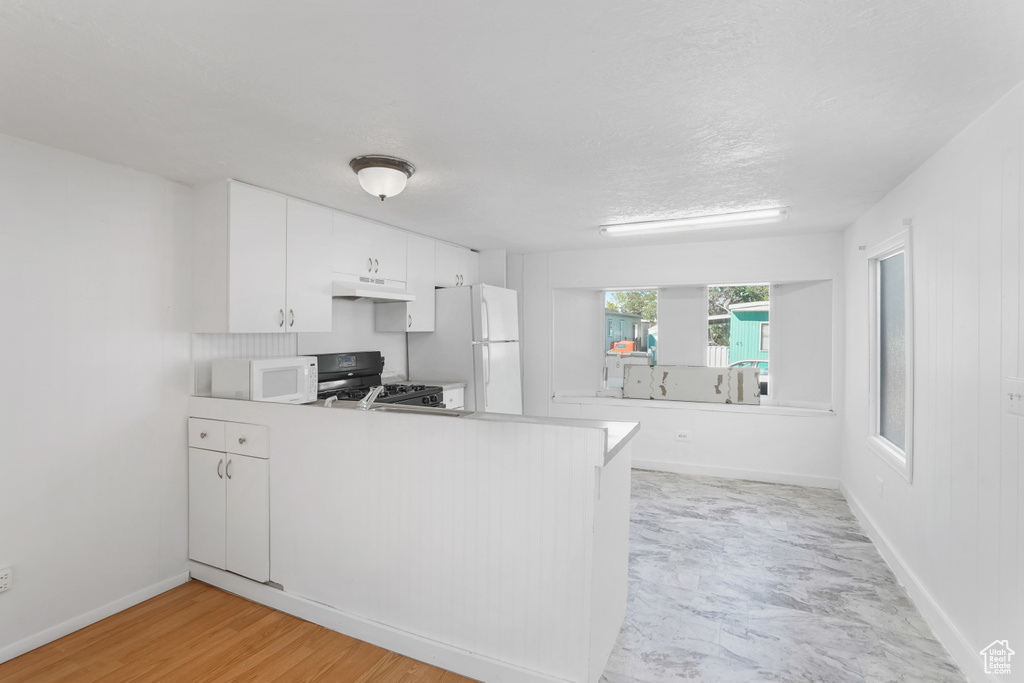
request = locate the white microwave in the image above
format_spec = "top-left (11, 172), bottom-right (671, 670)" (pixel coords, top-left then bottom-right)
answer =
top-left (211, 357), bottom-right (318, 404)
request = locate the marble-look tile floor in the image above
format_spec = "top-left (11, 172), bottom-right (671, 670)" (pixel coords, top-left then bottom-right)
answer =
top-left (601, 471), bottom-right (964, 683)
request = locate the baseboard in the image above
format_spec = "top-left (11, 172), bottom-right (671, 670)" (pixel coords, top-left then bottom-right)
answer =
top-left (841, 485), bottom-right (987, 683)
top-left (189, 562), bottom-right (568, 683)
top-left (0, 570), bottom-right (190, 665)
top-left (632, 459), bottom-right (840, 489)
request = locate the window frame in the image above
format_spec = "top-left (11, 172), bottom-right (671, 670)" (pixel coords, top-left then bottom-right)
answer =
top-left (759, 321), bottom-right (770, 352)
top-left (866, 230), bottom-right (914, 482)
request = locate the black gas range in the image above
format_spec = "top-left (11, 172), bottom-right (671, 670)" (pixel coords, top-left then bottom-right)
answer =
top-left (316, 352), bottom-right (444, 408)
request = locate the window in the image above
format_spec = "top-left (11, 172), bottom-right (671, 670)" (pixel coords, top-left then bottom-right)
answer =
top-left (867, 231), bottom-right (913, 480)
top-left (708, 284), bottom-right (770, 395)
top-left (603, 290), bottom-right (657, 389)
top-left (551, 280), bottom-right (833, 409)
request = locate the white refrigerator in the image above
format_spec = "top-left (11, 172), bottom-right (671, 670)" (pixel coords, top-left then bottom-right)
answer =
top-left (408, 284), bottom-right (523, 414)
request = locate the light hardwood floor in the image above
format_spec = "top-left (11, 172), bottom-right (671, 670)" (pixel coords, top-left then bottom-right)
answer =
top-left (0, 580), bottom-right (476, 682)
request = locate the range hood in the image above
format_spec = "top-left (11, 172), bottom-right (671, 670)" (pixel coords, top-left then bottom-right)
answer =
top-left (332, 278), bottom-right (415, 303)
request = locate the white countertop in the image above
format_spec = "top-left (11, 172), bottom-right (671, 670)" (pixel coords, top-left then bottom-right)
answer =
top-left (200, 396), bottom-right (639, 464)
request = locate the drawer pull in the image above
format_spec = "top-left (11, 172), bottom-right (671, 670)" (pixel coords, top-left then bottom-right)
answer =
top-left (200, 432), bottom-right (207, 439)
top-left (238, 437), bottom-right (246, 445)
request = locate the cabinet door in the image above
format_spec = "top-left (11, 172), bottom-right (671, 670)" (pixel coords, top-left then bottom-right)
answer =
top-left (405, 234), bottom-right (435, 331)
top-left (189, 447), bottom-right (226, 570)
top-left (225, 454), bottom-right (270, 582)
top-left (376, 234), bottom-right (435, 332)
top-left (460, 248), bottom-right (479, 287)
top-left (371, 224), bottom-right (408, 283)
top-left (434, 241), bottom-right (460, 287)
top-left (228, 182), bottom-right (288, 332)
top-left (442, 387), bottom-right (465, 410)
top-left (286, 199), bottom-right (333, 332)
top-left (331, 211), bottom-right (375, 278)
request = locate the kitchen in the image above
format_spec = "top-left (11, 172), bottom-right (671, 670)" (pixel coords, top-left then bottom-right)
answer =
top-left (1, 3), bottom-right (1023, 683)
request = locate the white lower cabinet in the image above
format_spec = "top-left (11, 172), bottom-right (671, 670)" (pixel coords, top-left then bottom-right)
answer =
top-left (188, 418), bottom-right (269, 583)
top-left (442, 386), bottom-right (465, 410)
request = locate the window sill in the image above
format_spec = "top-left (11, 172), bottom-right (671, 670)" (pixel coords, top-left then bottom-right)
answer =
top-left (552, 393), bottom-right (835, 417)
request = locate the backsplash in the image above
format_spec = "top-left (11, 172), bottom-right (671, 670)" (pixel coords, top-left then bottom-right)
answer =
top-left (297, 298), bottom-right (408, 380)
top-left (192, 333), bottom-right (298, 395)
top-left (192, 299), bottom-right (409, 395)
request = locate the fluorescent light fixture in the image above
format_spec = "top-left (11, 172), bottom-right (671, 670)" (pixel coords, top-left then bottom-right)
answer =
top-left (600, 207), bottom-right (789, 237)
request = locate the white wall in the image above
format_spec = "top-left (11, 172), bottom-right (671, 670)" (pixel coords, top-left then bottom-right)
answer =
top-left (840, 81), bottom-right (1023, 682)
top-left (522, 233), bottom-right (845, 487)
top-left (771, 280), bottom-right (833, 408)
top-left (0, 135), bottom-right (192, 660)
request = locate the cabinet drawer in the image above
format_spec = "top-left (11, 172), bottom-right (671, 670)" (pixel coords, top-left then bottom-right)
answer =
top-left (189, 418), bottom-right (226, 451)
top-left (443, 387), bottom-right (465, 410)
top-left (225, 422), bottom-right (269, 459)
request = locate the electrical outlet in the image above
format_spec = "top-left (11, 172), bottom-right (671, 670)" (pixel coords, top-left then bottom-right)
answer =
top-left (673, 430), bottom-right (692, 443)
top-left (1005, 377), bottom-right (1024, 417)
top-left (0, 567), bottom-right (11, 593)
top-left (876, 476), bottom-right (884, 497)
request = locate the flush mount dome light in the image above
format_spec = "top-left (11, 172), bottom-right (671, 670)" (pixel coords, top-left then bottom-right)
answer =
top-left (350, 155), bottom-right (416, 201)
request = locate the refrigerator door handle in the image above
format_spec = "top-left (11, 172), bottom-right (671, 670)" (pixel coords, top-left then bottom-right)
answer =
top-left (480, 296), bottom-right (490, 341)
top-left (482, 344), bottom-right (490, 408)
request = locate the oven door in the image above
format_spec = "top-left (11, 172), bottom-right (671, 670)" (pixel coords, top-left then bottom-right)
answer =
top-left (250, 357), bottom-right (317, 404)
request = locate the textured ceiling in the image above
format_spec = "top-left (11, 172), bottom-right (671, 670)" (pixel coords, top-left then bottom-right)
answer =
top-left (2, 1), bottom-right (1023, 252)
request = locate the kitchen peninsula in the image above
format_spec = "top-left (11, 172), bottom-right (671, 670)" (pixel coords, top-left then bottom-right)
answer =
top-left (187, 397), bottom-right (639, 683)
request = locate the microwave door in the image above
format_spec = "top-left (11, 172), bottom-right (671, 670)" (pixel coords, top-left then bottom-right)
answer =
top-left (250, 358), bottom-right (316, 403)
top-left (259, 368), bottom-right (301, 401)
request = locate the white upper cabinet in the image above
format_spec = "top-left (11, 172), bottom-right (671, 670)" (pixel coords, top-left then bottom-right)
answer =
top-left (227, 182), bottom-right (287, 332)
top-left (332, 211), bottom-right (407, 284)
top-left (435, 241), bottom-right (479, 287)
top-left (192, 180), bottom-right (332, 333)
top-left (372, 222), bottom-right (408, 282)
top-left (285, 198), bottom-right (333, 332)
top-left (376, 233), bottom-right (435, 332)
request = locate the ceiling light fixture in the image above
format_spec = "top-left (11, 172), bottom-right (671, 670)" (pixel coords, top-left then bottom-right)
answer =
top-left (600, 207), bottom-right (789, 237)
top-left (350, 155), bottom-right (416, 201)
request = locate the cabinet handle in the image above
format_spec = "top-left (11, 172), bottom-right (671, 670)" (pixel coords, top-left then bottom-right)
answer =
top-left (289, 309), bottom-right (295, 327)
top-left (217, 459), bottom-right (223, 479)
top-left (279, 309), bottom-right (285, 327)
top-left (226, 459), bottom-right (232, 480)
top-left (408, 314), bottom-right (412, 329)
top-left (238, 437), bottom-right (246, 445)
top-left (367, 257), bottom-right (373, 272)
top-left (374, 258), bottom-right (379, 273)
top-left (200, 432), bottom-right (207, 439)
